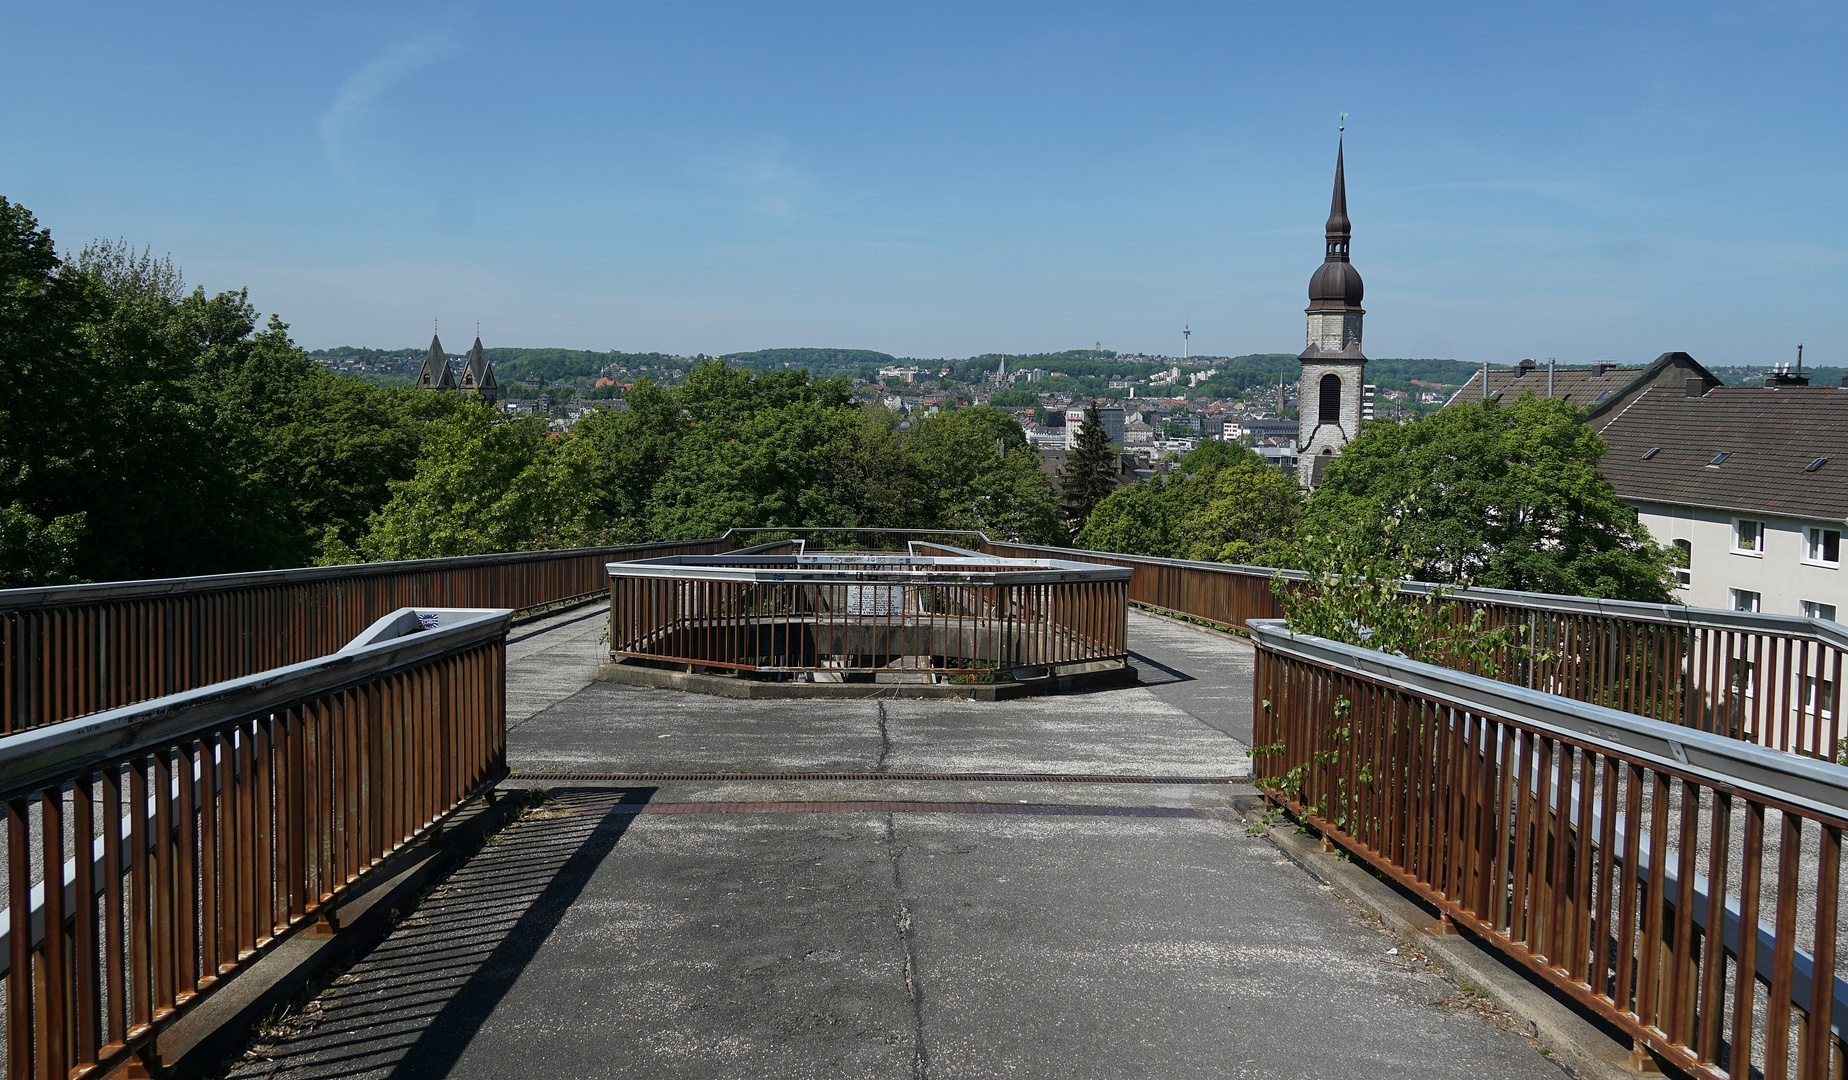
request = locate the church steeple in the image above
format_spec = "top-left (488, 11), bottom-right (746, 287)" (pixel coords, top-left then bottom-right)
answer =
top-left (418, 333), bottom-right (457, 391)
top-left (1297, 136), bottom-right (1369, 489)
top-left (1306, 141), bottom-right (1365, 320)
top-left (1324, 139), bottom-right (1350, 259)
top-left (461, 335), bottom-right (500, 406)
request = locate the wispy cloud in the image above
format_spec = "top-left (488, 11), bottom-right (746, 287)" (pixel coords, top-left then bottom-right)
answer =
top-left (319, 34), bottom-right (457, 179)
top-left (702, 137), bottom-right (816, 220)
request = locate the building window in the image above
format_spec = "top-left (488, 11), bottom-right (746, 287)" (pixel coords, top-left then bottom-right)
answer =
top-left (1801, 599), bottom-right (1837, 622)
top-left (1731, 658), bottom-right (1756, 697)
top-left (1805, 527), bottom-right (1841, 566)
top-left (1318, 374), bottom-right (1341, 423)
top-left (1670, 539), bottom-right (1692, 588)
top-left (1731, 588), bottom-right (1761, 613)
top-left (1805, 675), bottom-right (1836, 718)
top-left (1734, 519), bottom-right (1764, 555)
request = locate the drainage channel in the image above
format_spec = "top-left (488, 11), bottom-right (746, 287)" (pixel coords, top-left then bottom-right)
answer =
top-left (509, 770), bottom-right (1246, 784)
top-left (540, 798), bottom-right (1242, 819)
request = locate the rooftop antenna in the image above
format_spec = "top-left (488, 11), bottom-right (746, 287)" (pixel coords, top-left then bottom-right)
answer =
top-left (1182, 323), bottom-right (1191, 361)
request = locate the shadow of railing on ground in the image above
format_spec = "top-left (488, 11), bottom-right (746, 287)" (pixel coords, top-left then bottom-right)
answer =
top-left (236, 787), bottom-right (655, 1080)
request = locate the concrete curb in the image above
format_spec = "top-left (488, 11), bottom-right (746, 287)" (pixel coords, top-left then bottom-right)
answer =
top-left (1241, 801), bottom-right (1676, 1080)
top-left (594, 661), bottom-right (1140, 700)
top-left (154, 791), bottom-right (527, 1078)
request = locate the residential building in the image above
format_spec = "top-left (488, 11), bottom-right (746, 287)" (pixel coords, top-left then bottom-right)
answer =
top-left (1596, 379), bottom-right (1848, 620)
top-left (1446, 353), bottom-right (1720, 421)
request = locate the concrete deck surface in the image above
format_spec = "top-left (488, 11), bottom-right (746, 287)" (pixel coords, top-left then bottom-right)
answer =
top-left (229, 610), bottom-right (1565, 1080)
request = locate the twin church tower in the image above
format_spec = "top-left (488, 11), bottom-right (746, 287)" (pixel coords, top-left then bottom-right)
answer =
top-left (1295, 139), bottom-right (1366, 488)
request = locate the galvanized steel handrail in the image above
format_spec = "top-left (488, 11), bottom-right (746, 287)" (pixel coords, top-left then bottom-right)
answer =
top-left (0, 606), bottom-right (511, 1079)
top-left (1250, 619), bottom-right (1846, 1079)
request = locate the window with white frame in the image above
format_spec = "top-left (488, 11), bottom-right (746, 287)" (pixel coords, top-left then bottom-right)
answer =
top-left (1670, 539), bottom-right (1692, 587)
top-left (1805, 527), bottom-right (1841, 566)
top-left (1800, 599), bottom-right (1837, 622)
top-left (1734, 519), bottom-right (1764, 554)
top-left (1731, 588), bottom-right (1761, 612)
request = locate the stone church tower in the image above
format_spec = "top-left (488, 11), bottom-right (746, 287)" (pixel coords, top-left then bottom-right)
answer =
top-left (1297, 140), bottom-right (1366, 489)
top-left (416, 331), bottom-right (500, 406)
top-left (460, 336), bottom-right (501, 406)
top-left (417, 333), bottom-right (458, 390)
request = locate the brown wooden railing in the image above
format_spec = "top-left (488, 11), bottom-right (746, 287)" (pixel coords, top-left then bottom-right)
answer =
top-left (0, 606), bottom-right (511, 1079)
top-left (976, 540), bottom-right (1848, 760)
top-left (0, 539), bottom-right (737, 733)
top-left (1250, 619), bottom-right (1846, 1080)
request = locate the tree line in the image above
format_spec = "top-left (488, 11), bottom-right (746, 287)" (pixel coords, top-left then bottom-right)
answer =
top-left (1, 196), bottom-right (1675, 602)
top-left (1074, 393), bottom-right (1676, 601)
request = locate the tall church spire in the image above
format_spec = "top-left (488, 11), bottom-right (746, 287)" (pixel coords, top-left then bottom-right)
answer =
top-left (418, 333), bottom-right (457, 391)
top-left (1325, 139), bottom-right (1350, 258)
top-left (1297, 136), bottom-right (1369, 490)
top-left (461, 334), bottom-right (500, 406)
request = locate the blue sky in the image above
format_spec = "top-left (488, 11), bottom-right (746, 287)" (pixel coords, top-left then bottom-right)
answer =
top-left (4, 2), bottom-right (1845, 365)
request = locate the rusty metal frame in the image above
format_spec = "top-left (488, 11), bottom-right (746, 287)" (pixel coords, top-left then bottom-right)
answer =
top-left (1250, 617), bottom-right (1846, 1080)
top-left (0, 538), bottom-right (739, 733)
top-left (0, 607), bottom-right (510, 1079)
top-left (607, 549), bottom-right (1131, 678)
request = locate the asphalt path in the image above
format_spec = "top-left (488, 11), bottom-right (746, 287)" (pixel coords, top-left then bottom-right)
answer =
top-left (228, 609), bottom-right (1565, 1080)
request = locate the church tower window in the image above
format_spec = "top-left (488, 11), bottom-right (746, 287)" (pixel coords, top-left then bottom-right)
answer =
top-left (1319, 374), bottom-right (1342, 423)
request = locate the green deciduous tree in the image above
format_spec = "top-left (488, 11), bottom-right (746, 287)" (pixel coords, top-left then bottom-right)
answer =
top-left (905, 407), bottom-right (1062, 544)
top-left (1076, 441), bottom-right (1300, 563)
top-left (360, 404), bottom-right (617, 560)
top-left (1301, 395), bottom-right (1674, 601)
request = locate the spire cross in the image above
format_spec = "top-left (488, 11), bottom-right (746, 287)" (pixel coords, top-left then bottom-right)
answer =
top-left (1339, 112), bottom-right (1347, 133)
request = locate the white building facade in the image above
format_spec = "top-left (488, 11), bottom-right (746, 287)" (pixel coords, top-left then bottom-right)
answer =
top-left (1633, 503), bottom-right (1843, 620)
top-left (1596, 380), bottom-right (1848, 623)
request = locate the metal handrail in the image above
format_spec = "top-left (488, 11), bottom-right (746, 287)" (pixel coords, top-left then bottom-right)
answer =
top-left (0, 606), bottom-right (512, 1078)
top-left (1250, 618), bottom-right (1847, 1077)
top-left (0, 541), bottom-right (706, 611)
top-left (985, 538), bottom-right (1848, 647)
top-left (1247, 619), bottom-right (1848, 822)
top-left (0, 608), bottom-right (510, 804)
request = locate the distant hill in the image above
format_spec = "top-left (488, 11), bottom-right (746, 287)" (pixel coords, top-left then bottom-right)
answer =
top-left (724, 348), bottom-right (897, 372)
top-left (481, 348), bottom-right (685, 384)
top-left (1709, 364), bottom-right (1846, 388)
top-left (306, 343), bottom-right (1514, 398)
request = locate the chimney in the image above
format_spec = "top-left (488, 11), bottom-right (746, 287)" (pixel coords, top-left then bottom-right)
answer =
top-left (1686, 378), bottom-right (1708, 398)
top-left (1516, 358), bottom-right (1536, 377)
top-left (1592, 362), bottom-right (1615, 378)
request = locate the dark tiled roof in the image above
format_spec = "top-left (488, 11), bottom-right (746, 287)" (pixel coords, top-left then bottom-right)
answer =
top-left (1450, 364), bottom-right (1642, 409)
top-left (1596, 386), bottom-right (1848, 520)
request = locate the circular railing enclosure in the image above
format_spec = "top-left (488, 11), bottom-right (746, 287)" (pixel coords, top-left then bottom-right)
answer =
top-left (607, 549), bottom-right (1131, 683)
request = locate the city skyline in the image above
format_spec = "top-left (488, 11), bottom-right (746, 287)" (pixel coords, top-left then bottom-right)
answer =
top-left (4, 3), bottom-right (1846, 365)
